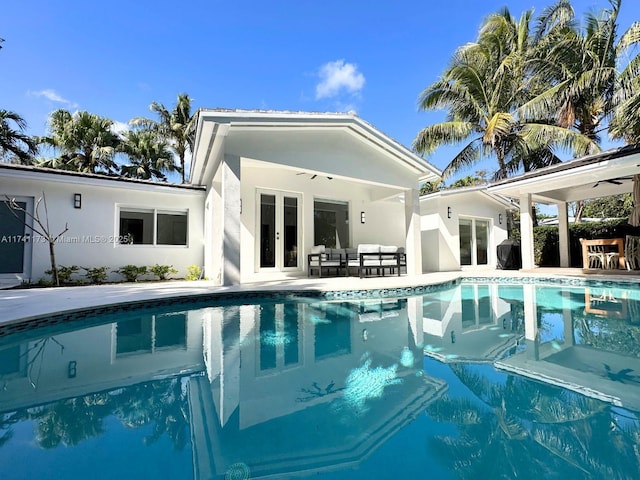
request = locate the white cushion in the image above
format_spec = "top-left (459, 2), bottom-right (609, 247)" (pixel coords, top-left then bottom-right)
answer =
top-left (380, 245), bottom-right (397, 253)
top-left (310, 245), bottom-right (325, 254)
top-left (357, 244), bottom-right (380, 254)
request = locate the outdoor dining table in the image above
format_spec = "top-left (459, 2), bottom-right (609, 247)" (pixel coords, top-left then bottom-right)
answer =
top-left (580, 238), bottom-right (625, 270)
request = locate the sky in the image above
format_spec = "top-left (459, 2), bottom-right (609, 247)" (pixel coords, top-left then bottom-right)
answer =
top-left (2, 0), bottom-right (640, 181)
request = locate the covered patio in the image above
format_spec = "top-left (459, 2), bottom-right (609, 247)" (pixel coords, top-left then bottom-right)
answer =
top-left (488, 145), bottom-right (640, 271)
top-left (190, 109), bottom-right (441, 285)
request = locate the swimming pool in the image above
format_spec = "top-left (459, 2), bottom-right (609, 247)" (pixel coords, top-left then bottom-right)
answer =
top-left (1, 279), bottom-right (639, 479)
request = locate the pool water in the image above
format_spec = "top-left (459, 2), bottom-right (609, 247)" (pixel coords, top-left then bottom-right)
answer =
top-left (1, 281), bottom-right (640, 479)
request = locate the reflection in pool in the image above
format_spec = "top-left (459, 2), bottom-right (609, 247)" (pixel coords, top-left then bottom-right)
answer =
top-left (1, 281), bottom-right (640, 479)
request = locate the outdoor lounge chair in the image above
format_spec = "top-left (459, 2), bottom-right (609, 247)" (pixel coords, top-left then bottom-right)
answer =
top-left (307, 245), bottom-right (343, 277)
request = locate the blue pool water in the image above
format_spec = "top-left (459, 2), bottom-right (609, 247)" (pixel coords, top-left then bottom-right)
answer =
top-left (1, 280), bottom-right (640, 479)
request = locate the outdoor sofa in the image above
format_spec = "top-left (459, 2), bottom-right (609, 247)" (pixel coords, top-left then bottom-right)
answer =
top-left (308, 244), bottom-right (406, 278)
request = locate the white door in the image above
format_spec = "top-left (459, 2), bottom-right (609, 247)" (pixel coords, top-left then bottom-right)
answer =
top-left (257, 190), bottom-right (301, 272)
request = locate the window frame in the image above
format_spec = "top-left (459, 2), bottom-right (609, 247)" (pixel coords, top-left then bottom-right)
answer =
top-left (117, 206), bottom-right (189, 247)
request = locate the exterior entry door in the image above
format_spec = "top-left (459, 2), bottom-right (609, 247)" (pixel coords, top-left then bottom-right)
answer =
top-left (258, 190), bottom-right (301, 272)
top-left (0, 197), bottom-right (33, 280)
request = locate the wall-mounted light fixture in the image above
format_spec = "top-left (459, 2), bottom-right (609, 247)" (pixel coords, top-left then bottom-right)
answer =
top-left (73, 193), bottom-right (82, 209)
top-left (240, 199), bottom-right (242, 214)
top-left (360, 211), bottom-right (366, 224)
top-left (499, 213), bottom-right (503, 225)
top-left (450, 331), bottom-right (456, 344)
top-left (447, 206), bottom-right (452, 219)
top-left (68, 360), bottom-right (77, 378)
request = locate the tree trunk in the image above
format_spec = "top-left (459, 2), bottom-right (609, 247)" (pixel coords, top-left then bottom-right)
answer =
top-left (48, 240), bottom-right (59, 286)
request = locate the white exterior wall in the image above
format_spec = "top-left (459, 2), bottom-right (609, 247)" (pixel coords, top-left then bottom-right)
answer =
top-left (239, 163), bottom-right (407, 279)
top-left (1, 174), bottom-right (205, 282)
top-left (420, 191), bottom-right (509, 272)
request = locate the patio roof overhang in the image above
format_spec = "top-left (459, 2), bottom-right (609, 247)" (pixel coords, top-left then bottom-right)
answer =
top-left (487, 144), bottom-right (640, 204)
top-left (190, 109), bottom-right (442, 188)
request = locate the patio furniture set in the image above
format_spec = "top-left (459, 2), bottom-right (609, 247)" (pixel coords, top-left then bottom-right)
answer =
top-left (580, 235), bottom-right (640, 270)
top-left (308, 244), bottom-right (407, 278)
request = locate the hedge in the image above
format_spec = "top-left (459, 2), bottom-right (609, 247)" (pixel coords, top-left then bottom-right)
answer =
top-left (533, 219), bottom-right (640, 267)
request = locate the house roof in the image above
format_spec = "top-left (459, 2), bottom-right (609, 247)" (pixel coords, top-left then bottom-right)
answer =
top-left (420, 184), bottom-right (518, 210)
top-left (190, 109), bottom-right (441, 186)
top-left (487, 144), bottom-right (640, 203)
top-left (0, 162), bottom-right (206, 193)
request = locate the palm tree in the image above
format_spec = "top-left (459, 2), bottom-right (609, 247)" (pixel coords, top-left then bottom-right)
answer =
top-left (132, 94), bottom-right (196, 183)
top-left (522, 0), bottom-right (640, 221)
top-left (37, 109), bottom-right (121, 175)
top-left (0, 109), bottom-right (37, 164)
top-left (119, 129), bottom-right (176, 181)
top-left (524, 0), bottom-right (640, 143)
top-left (414, 7), bottom-right (595, 181)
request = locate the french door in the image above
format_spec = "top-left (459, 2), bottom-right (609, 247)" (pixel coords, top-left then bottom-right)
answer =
top-left (257, 189), bottom-right (301, 272)
top-left (459, 218), bottom-right (489, 267)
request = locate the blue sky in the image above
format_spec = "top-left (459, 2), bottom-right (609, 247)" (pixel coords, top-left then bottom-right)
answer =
top-left (2, 0), bottom-right (640, 179)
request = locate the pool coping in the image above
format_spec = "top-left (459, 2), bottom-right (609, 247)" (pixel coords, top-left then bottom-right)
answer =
top-left (2, 270), bottom-right (640, 338)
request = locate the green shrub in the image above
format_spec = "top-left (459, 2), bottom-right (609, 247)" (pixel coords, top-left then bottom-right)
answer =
top-left (185, 264), bottom-right (202, 281)
top-left (45, 265), bottom-right (80, 284)
top-left (83, 266), bottom-right (109, 284)
top-left (533, 219), bottom-right (640, 267)
top-left (114, 265), bottom-right (148, 282)
top-left (150, 264), bottom-right (177, 280)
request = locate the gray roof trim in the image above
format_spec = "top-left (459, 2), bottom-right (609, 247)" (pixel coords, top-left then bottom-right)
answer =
top-left (0, 163), bottom-right (206, 191)
top-left (488, 144), bottom-right (640, 189)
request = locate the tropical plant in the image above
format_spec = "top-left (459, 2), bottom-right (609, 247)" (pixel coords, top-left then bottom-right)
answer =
top-left (82, 266), bottom-right (109, 284)
top-left (45, 265), bottom-right (79, 284)
top-left (414, 6), bottom-right (596, 181)
top-left (0, 110), bottom-right (37, 163)
top-left (131, 94), bottom-right (196, 183)
top-left (185, 264), bottom-right (201, 281)
top-left (118, 129), bottom-right (176, 181)
top-left (149, 264), bottom-right (177, 280)
top-left (37, 110), bottom-right (121, 174)
top-left (526, 0), bottom-right (640, 144)
top-left (114, 265), bottom-right (148, 282)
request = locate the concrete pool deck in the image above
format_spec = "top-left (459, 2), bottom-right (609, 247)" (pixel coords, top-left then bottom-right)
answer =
top-left (1, 269), bottom-right (640, 325)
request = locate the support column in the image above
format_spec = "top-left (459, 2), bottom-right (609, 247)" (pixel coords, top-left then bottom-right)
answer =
top-left (222, 154), bottom-right (241, 285)
top-left (520, 193), bottom-right (535, 270)
top-left (404, 188), bottom-right (422, 275)
top-left (557, 201), bottom-right (570, 267)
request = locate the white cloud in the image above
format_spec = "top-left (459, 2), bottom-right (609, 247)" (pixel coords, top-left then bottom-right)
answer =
top-left (315, 60), bottom-right (365, 100)
top-left (28, 89), bottom-right (78, 108)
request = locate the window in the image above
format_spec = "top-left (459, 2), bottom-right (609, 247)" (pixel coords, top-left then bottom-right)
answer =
top-left (314, 199), bottom-right (350, 248)
top-left (119, 208), bottom-right (188, 246)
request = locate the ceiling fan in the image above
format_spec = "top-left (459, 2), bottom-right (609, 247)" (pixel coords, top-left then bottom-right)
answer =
top-left (593, 176), bottom-right (633, 187)
top-left (296, 172), bottom-right (333, 180)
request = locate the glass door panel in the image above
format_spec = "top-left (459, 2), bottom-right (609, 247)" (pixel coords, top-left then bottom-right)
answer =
top-left (459, 219), bottom-right (472, 266)
top-left (0, 201), bottom-right (26, 274)
top-left (260, 194), bottom-right (276, 268)
top-left (475, 220), bottom-right (489, 265)
top-left (283, 196), bottom-right (298, 268)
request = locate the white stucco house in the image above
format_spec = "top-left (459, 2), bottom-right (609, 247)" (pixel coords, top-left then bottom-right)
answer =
top-left (419, 185), bottom-right (516, 272)
top-left (0, 109), bottom-right (518, 287)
